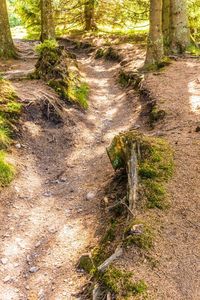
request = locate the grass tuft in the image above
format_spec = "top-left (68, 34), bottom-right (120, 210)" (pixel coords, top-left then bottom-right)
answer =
top-left (0, 151), bottom-right (15, 186)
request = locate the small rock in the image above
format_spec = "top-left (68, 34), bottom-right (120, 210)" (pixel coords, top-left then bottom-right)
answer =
top-left (43, 191), bottom-right (52, 197)
top-left (35, 241), bottom-right (41, 248)
top-left (103, 197), bottom-right (109, 205)
top-left (86, 191), bottom-right (96, 201)
top-left (15, 143), bottom-right (21, 149)
top-left (60, 176), bottom-right (67, 182)
top-left (1, 258), bottom-right (8, 265)
top-left (3, 276), bottom-right (12, 283)
top-left (77, 208), bottom-right (83, 213)
top-left (29, 266), bottom-right (39, 273)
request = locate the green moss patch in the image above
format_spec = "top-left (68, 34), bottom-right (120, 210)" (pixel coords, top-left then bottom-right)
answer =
top-left (124, 221), bottom-right (154, 250)
top-left (100, 266), bottom-right (147, 298)
top-left (0, 151), bottom-right (15, 187)
top-left (95, 47), bottom-right (122, 62)
top-left (34, 40), bottom-right (89, 109)
top-left (107, 131), bottom-right (174, 209)
top-left (0, 79), bottom-right (21, 186)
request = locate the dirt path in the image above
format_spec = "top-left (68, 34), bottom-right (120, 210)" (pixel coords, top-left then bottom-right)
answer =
top-left (0, 41), bottom-right (138, 300)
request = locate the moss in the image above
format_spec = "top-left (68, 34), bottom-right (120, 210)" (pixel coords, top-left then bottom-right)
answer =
top-left (77, 254), bottom-right (94, 274)
top-left (35, 39), bottom-right (58, 54)
top-left (95, 48), bottom-right (105, 59)
top-left (95, 47), bottom-right (121, 62)
top-left (107, 131), bottom-right (174, 209)
top-left (35, 42), bottom-right (89, 109)
top-left (149, 106), bottom-right (166, 127)
top-left (124, 221), bottom-right (154, 250)
top-left (0, 126), bottom-right (11, 149)
top-left (119, 71), bottom-right (143, 89)
top-left (100, 266), bottom-right (147, 298)
top-left (68, 81), bottom-right (89, 109)
top-left (0, 79), bottom-right (20, 187)
top-left (0, 151), bottom-right (15, 187)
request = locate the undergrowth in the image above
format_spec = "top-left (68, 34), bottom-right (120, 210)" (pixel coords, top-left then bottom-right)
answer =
top-left (0, 78), bottom-right (21, 187)
top-left (35, 40), bottom-right (89, 109)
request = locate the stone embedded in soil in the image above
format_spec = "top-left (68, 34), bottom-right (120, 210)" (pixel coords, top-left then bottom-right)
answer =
top-left (29, 266), bottom-right (39, 273)
top-left (86, 191), bottom-right (96, 201)
top-left (3, 276), bottom-right (12, 283)
top-left (1, 258), bottom-right (8, 265)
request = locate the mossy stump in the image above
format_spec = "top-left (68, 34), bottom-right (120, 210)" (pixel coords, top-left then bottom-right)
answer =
top-left (107, 130), bottom-right (173, 210)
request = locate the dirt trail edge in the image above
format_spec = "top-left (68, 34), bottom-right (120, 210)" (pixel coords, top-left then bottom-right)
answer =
top-left (0, 40), bottom-right (139, 299)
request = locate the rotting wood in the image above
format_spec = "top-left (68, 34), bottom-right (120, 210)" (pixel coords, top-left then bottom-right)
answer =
top-left (97, 246), bottom-right (123, 272)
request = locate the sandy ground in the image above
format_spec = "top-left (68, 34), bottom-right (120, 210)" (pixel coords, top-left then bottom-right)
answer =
top-left (0, 40), bottom-right (138, 300)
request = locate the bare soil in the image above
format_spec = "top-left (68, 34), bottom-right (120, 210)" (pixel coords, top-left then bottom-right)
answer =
top-left (0, 39), bottom-right (200, 300)
top-left (0, 40), bottom-right (138, 300)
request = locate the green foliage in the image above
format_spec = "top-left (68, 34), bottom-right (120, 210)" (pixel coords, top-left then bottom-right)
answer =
top-left (68, 81), bottom-right (89, 109)
top-left (100, 266), bottom-right (147, 297)
top-left (35, 39), bottom-right (59, 54)
top-left (0, 151), bottom-right (15, 187)
top-left (186, 44), bottom-right (200, 56)
top-left (0, 127), bottom-right (11, 149)
top-left (0, 79), bottom-right (21, 187)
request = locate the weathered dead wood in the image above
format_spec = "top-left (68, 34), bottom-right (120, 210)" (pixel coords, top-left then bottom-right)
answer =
top-left (97, 246), bottom-right (123, 272)
top-left (126, 144), bottom-right (138, 215)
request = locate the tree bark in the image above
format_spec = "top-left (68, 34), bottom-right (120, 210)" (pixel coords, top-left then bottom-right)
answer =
top-left (145, 0), bottom-right (164, 66)
top-left (0, 0), bottom-right (16, 58)
top-left (84, 0), bottom-right (97, 31)
top-left (40, 0), bottom-right (55, 42)
top-left (162, 0), bottom-right (171, 52)
top-left (170, 0), bottom-right (190, 53)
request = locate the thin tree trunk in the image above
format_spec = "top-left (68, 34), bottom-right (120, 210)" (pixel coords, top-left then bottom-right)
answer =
top-left (84, 0), bottom-right (97, 31)
top-left (162, 0), bottom-right (171, 53)
top-left (145, 0), bottom-right (164, 66)
top-left (0, 0), bottom-right (16, 58)
top-left (40, 0), bottom-right (55, 42)
top-left (170, 0), bottom-right (190, 53)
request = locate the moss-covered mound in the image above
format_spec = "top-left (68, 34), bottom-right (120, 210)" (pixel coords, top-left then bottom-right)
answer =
top-left (107, 130), bottom-right (174, 209)
top-left (0, 79), bottom-right (21, 187)
top-left (34, 40), bottom-right (89, 109)
top-left (95, 46), bottom-right (122, 62)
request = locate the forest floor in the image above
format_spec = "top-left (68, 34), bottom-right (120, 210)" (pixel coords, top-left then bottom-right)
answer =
top-left (0, 38), bottom-right (200, 300)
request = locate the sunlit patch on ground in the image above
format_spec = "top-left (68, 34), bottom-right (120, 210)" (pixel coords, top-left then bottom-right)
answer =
top-left (188, 79), bottom-right (200, 114)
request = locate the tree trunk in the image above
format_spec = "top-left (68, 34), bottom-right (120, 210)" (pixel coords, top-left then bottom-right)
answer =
top-left (84, 0), bottom-right (97, 31)
top-left (145, 0), bottom-right (164, 66)
top-left (170, 0), bottom-right (190, 53)
top-left (162, 0), bottom-right (171, 53)
top-left (0, 0), bottom-right (16, 58)
top-left (40, 0), bottom-right (55, 42)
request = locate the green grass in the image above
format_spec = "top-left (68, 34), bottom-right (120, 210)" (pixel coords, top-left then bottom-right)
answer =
top-left (35, 39), bottom-right (58, 54)
top-left (186, 44), bottom-right (200, 56)
top-left (0, 151), bottom-right (15, 187)
top-left (68, 80), bottom-right (89, 109)
top-left (0, 127), bottom-right (12, 149)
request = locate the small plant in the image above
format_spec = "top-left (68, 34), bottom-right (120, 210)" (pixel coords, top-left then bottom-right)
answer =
top-left (68, 81), bottom-right (89, 109)
top-left (0, 127), bottom-right (11, 149)
top-left (35, 39), bottom-right (58, 54)
top-left (0, 151), bottom-right (15, 186)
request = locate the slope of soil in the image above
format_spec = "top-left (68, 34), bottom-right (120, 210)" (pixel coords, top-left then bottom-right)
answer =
top-left (0, 40), bottom-right (139, 299)
top-left (119, 59), bottom-right (200, 300)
